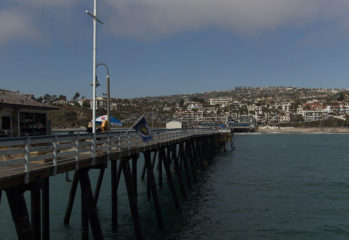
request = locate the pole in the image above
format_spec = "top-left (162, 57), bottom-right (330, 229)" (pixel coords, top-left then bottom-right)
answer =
top-left (96, 63), bottom-right (111, 131)
top-left (107, 74), bottom-right (110, 132)
top-left (92, 0), bottom-right (97, 133)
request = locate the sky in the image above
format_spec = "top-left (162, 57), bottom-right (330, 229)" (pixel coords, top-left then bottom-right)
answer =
top-left (1, 0), bottom-right (349, 99)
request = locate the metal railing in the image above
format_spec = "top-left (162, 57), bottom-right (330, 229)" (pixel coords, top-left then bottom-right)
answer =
top-left (0, 128), bottom-right (218, 183)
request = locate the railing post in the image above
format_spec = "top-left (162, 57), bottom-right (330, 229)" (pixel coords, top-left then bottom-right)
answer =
top-left (75, 135), bottom-right (80, 170)
top-left (52, 135), bottom-right (58, 176)
top-left (24, 136), bottom-right (30, 184)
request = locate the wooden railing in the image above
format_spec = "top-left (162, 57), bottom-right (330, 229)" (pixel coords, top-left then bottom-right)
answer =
top-left (0, 128), bottom-right (218, 183)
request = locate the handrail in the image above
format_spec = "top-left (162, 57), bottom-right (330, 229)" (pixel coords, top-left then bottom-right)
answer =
top-left (0, 128), bottom-right (219, 183)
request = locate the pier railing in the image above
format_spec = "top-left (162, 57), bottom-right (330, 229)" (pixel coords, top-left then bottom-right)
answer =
top-left (0, 128), bottom-right (218, 183)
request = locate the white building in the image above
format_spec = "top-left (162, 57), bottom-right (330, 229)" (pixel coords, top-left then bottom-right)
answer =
top-left (209, 97), bottom-right (232, 107)
top-left (280, 102), bottom-right (291, 113)
top-left (186, 101), bottom-right (202, 110)
top-left (303, 110), bottom-right (329, 122)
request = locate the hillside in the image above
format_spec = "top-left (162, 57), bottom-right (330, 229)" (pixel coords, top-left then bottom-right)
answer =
top-left (48, 106), bottom-right (91, 128)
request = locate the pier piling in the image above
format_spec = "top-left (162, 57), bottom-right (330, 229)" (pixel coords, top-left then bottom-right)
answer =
top-left (111, 160), bottom-right (118, 230)
top-left (78, 169), bottom-right (103, 239)
top-left (123, 159), bottom-right (143, 239)
top-left (31, 180), bottom-right (41, 240)
top-left (64, 172), bottom-right (78, 225)
top-left (158, 150), bottom-right (163, 189)
top-left (6, 187), bottom-right (34, 239)
top-left (42, 178), bottom-right (50, 240)
top-left (81, 185), bottom-right (89, 240)
top-left (94, 167), bottom-right (105, 205)
top-left (145, 151), bottom-right (164, 229)
top-left (172, 145), bottom-right (187, 199)
top-left (161, 147), bottom-right (180, 209)
top-left (0, 128), bottom-right (224, 239)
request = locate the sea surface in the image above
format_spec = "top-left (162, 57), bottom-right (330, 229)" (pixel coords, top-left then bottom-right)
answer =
top-left (1, 133), bottom-right (349, 239)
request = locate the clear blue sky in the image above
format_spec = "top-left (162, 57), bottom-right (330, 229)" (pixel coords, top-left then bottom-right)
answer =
top-left (1, 0), bottom-right (349, 99)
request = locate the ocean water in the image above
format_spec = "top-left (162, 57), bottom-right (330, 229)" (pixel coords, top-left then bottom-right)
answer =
top-left (1, 134), bottom-right (349, 239)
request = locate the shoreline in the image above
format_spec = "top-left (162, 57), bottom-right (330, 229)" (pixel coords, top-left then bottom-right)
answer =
top-left (256, 127), bottom-right (349, 134)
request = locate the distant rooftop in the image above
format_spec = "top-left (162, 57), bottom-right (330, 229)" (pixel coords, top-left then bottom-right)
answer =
top-left (0, 89), bottom-right (58, 110)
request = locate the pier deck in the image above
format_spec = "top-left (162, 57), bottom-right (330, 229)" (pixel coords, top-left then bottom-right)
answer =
top-left (0, 128), bottom-right (226, 240)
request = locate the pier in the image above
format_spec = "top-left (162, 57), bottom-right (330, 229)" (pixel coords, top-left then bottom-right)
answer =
top-left (0, 128), bottom-right (228, 239)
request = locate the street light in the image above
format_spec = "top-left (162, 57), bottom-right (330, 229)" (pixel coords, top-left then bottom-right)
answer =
top-left (86, 0), bottom-right (104, 133)
top-left (96, 63), bottom-right (111, 132)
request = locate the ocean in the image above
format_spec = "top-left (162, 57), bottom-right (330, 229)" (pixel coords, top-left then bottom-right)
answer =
top-left (1, 133), bottom-right (349, 239)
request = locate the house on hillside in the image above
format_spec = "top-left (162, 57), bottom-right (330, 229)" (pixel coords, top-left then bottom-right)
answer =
top-left (0, 89), bottom-right (58, 137)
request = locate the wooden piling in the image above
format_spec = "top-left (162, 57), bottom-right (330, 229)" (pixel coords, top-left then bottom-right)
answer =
top-left (192, 139), bottom-right (202, 170)
top-left (173, 144), bottom-right (187, 199)
top-left (166, 147), bottom-right (171, 165)
top-left (42, 178), bottom-right (50, 240)
top-left (197, 138), bottom-right (206, 167)
top-left (6, 187), bottom-right (34, 239)
top-left (64, 172), bottom-right (78, 225)
top-left (81, 186), bottom-right (89, 240)
top-left (158, 149), bottom-right (163, 189)
top-left (182, 143), bottom-right (192, 189)
top-left (145, 151), bottom-right (164, 229)
top-left (161, 147), bottom-right (180, 209)
top-left (78, 169), bottom-right (104, 240)
top-left (146, 151), bottom-right (157, 200)
top-left (94, 167), bottom-right (105, 205)
top-left (186, 141), bottom-right (197, 181)
top-left (31, 181), bottom-right (41, 240)
top-left (132, 155), bottom-right (138, 202)
top-left (141, 162), bottom-right (147, 181)
top-left (141, 151), bottom-right (156, 181)
top-left (111, 160), bottom-right (118, 231)
top-left (123, 160), bottom-right (143, 240)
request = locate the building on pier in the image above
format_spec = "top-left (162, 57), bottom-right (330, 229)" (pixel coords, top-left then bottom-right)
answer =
top-left (0, 89), bottom-right (58, 137)
top-left (166, 120), bottom-right (182, 129)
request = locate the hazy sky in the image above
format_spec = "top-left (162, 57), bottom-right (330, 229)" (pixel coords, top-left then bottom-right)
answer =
top-left (1, 0), bottom-right (349, 98)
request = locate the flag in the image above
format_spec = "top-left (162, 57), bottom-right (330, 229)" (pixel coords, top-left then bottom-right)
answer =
top-left (132, 116), bottom-right (152, 142)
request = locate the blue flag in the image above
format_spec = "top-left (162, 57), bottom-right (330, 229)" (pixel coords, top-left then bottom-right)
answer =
top-left (132, 116), bottom-right (152, 142)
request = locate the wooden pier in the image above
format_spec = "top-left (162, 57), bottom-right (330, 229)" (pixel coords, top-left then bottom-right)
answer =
top-left (0, 128), bottom-right (227, 239)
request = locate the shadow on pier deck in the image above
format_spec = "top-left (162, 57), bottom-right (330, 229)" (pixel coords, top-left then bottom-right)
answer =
top-left (0, 129), bottom-right (229, 239)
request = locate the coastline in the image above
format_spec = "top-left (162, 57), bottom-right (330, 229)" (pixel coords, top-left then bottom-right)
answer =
top-left (257, 127), bottom-right (349, 134)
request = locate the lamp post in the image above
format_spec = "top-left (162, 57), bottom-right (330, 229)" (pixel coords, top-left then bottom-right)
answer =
top-left (96, 63), bottom-right (111, 132)
top-left (86, 0), bottom-right (104, 133)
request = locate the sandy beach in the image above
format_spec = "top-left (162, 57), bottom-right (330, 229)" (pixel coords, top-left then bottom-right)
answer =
top-left (257, 127), bottom-right (349, 134)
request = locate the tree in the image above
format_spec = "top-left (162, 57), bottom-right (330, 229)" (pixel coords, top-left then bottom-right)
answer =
top-left (36, 96), bottom-right (43, 103)
top-left (179, 98), bottom-right (184, 108)
top-left (73, 92), bottom-right (80, 102)
top-left (82, 101), bottom-right (90, 108)
top-left (58, 95), bottom-right (67, 101)
top-left (338, 92), bottom-right (345, 101)
top-left (43, 94), bottom-right (51, 104)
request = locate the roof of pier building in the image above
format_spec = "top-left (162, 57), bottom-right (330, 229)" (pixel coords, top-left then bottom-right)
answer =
top-left (0, 89), bottom-right (58, 110)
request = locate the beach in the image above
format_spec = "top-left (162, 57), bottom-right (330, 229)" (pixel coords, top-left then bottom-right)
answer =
top-left (258, 127), bottom-right (349, 134)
